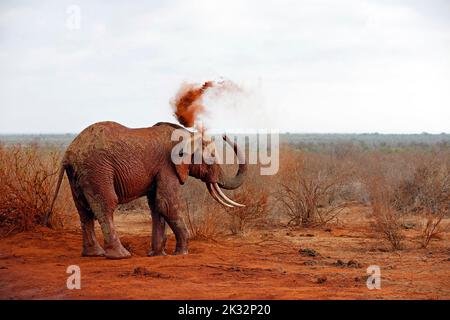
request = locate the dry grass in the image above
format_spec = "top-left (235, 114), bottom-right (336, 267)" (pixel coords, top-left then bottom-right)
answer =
top-left (0, 143), bottom-right (73, 236)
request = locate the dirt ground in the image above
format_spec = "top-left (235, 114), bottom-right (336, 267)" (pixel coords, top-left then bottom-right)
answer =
top-left (0, 206), bottom-right (449, 300)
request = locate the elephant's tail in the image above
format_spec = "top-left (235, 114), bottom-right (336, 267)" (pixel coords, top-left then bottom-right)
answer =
top-left (43, 163), bottom-right (66, 228)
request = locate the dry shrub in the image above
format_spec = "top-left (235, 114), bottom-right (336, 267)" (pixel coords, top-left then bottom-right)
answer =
top-left (392, 155), bottom-right (449, 214)
top-left (224, 183), bottom-right (269, 235)
top-left (412, 158), bottom-right (449, 248)
top-left (182, 180), bottom-right (225, 240)
top-left (0, 143), bottom-right (72, 235)
top-left (420, 209), bottom-right (448, 248)
top-left (369, 182), bottom-right (405, 250)
top-left (185, 199), bottom-right (224, 240)
top-left (182, 164), bottom-right (271, 238)
top-left (275, 147), bottom-right (351, 226)
top-left (362, 155), bottom-right (406, 250)
top-left (361, 151), bottom-right (449, 249)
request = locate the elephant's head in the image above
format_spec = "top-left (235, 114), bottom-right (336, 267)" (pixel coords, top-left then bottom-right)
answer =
top-left (174, 133), bottom-right (247, 208)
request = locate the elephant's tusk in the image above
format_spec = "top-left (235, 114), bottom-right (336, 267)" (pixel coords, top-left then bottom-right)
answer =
top-left (213, 183), bottom-right (245, 207)
top-left (206, 183), bottom-right (234, 208)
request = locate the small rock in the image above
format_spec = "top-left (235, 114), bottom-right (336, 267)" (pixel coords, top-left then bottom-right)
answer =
top-left (333, 259), bottom-right (362, 268)
top-left (228, 266), bottom-right (242, 272)
top-left (333, 259), bottom-right (346, 267)
top-left (133, 267), bottom-right (151, 276)
top-left (303, 260), bottom-right (318, 266)
top-left (317, 276), bottom-right (327, 284)
top-left (299, 248), bottom-right (320, 257)
top-left (347, 260), bottom-right (362, 268)
top-left (324, 228), bottom-right (332, 232)
top-left (130, 267), bottom-right (170, 278)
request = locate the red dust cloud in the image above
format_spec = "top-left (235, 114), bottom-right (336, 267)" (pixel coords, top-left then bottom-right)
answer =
top-left (172, 81), bottom-right (213, 128)
top-left (171, 80), bottom-right (241, 129)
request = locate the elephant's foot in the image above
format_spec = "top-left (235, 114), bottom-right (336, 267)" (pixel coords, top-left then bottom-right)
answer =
top-left (173, 247), bottom-right (188, 255)
top-left (147, 250), bottom-right (167, 257)
top-left (105, 243), bottom-right (131, 259)
top-left (82, 244), bottom-right (105, 257)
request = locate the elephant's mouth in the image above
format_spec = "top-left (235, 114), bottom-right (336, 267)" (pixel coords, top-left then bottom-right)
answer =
top-left (206, 182), bottom-right (245, 208)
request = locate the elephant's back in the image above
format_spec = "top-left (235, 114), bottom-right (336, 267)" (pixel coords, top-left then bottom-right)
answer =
top-left (63, 121), bottom-right (181, 167)
top-left (66, 121), bottom-right (127, 157)
top-left (64, 121), bottom-right (144, 167)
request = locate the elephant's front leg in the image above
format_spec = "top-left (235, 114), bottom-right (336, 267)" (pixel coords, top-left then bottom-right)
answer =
top-left (167, 217), bottom-right (189, 255)
top-left (154, 180), bottom-right (189, 255)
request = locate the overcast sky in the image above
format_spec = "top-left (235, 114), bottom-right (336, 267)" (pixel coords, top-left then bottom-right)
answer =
top-left (0, 0), bottom-right (449, 133)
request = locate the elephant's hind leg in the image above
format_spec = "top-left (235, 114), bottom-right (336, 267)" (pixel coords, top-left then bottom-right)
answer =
top-left (78, 206), bottom-right (105, 257)
top-left (147, 191), bottom-right (167, 256)
top-left (68, 171), bottom-right (105, 257)
top-left (84, 185), bottom-right (131, 260)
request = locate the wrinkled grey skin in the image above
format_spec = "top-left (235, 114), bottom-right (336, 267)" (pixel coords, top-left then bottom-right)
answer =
top-left (44, 121), bottom-right (246, 259)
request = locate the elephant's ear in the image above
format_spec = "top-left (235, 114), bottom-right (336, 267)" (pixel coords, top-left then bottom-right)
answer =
top-left (175, 163), bottom-right (190, 185)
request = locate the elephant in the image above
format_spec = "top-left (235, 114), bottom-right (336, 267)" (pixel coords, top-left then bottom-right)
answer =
top-left (44, 121), bottom-right (247, 259)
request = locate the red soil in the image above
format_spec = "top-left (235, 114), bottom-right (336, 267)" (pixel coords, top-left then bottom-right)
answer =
top-left (0, 208), bottom-right (449, 300)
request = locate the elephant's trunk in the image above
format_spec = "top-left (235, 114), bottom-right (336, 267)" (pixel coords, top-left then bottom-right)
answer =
top-left (217, 135), bottom-right (247, 190)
